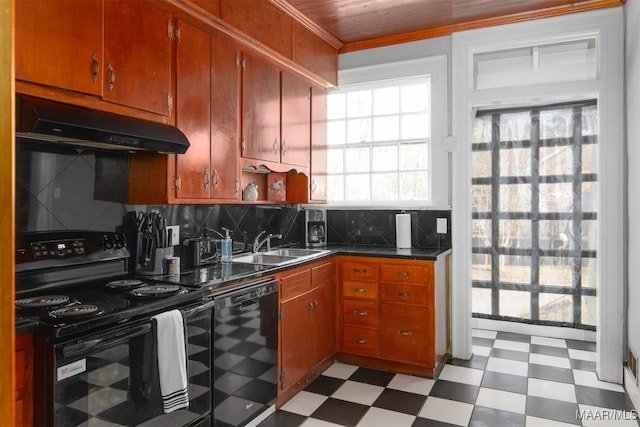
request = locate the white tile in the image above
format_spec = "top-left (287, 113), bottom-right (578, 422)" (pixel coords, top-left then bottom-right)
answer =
top-left (280, 391), bottom-right (328, 416)
top-left (438, 364), bottom-right (484, 386)
top-left (475, 387), bottom-right (526, 414)
top-left (356, 407), bottom-right (416, 427)
top-left (578, 404), bottom-right (640, 426)
top-left (569, 348), bottom-right (597, 362)
top-left (473, 329), bottom-right (498, 339)
top-left (332, 380), bottom-right (384, 406)
top-left (573, 370), bottom-right (625, 392)
top-left (528, 378), bottom-right (577, 403)
top-left (530, 336), bottom-right (568, 348)
top-left (529, 352), bottom-right (572, 369)
top-left (418, 396), bottom-right (474, 426)
top-left (526, 415), bottom-right (579, 426)
top-left (387, 373), bottom-right (435, 395)
top-left (300, 419), bottom-right (344, 427)
top-left (322, 362), bottom-right (359, 379)
top-left (473, 345), bottom-right (492, 357)
top-left (485, 357), bottom-right (529, 377)
top-left (494, 339), bottom-right (530, 353)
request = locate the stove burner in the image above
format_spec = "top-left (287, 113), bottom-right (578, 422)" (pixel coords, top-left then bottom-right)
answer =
top-left (104, 279), bottom-right (146, 292)
top-left (15, 295), bottom-right (71, 311)
top-left (49, 304), bottom-right (104, 320)
top-left (128, 284), bottom-right (185, 299)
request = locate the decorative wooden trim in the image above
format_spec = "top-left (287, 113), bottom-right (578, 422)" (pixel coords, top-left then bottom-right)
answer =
top-left (339, 0), bottom-right (625, 53)
top-left (268, 0), bottom-right (343, 50)
top-left (1, 0), bottom-right (15, 424)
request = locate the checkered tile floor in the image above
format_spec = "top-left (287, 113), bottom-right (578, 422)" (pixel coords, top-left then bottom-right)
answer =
top-left (261, 329), bottom-right (639, 427)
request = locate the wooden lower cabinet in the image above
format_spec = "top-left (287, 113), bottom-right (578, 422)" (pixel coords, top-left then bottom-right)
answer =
top-left (15, 334), bottom-right (34, 427)
top-left (337, 255), bottom-right (449, 378)
top-left (278, 259), bottom-right (336, 404)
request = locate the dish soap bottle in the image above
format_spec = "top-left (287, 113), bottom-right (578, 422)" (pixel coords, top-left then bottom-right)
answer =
top-left (221, 228), bottom-right (233, 261)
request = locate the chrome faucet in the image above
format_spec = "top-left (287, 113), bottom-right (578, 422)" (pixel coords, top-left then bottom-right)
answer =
top-left (253, 231), bottom-right (282, 253)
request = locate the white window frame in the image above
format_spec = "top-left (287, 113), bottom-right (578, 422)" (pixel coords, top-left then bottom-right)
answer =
top-left (452, 8), bottom-right (624, 383)
top-left (328, 56), bottom-right (449, 209)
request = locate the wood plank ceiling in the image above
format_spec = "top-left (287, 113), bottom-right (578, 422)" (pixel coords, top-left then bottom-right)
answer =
top-left (278, 0), bottom-right (625, 52)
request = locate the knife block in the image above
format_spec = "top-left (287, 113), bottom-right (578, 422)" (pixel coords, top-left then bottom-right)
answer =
top-left (135, 232), bottom-right (174, 275)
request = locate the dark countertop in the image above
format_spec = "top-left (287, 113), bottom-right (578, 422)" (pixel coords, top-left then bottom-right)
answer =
top-left (16, 245), bottom-right (451, 336)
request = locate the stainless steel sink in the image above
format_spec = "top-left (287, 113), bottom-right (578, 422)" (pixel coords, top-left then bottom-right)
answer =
top-left (228, 253), bottom-right (297, 266)
top-left (265, 248), bottom-right (329, 257)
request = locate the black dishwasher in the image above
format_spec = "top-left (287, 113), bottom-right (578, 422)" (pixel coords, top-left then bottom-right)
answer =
top-left (212, 278), bottom-right (279, 427)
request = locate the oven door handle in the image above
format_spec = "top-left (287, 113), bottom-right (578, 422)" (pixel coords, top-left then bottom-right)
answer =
top-left (62, 323), bottom-right (152, 359)
top-left (181, 299), bottom-right (215, 317)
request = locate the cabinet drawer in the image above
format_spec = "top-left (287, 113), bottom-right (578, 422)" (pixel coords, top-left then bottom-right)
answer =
top-left (342, 261), bottom-right (378, 281)
top-left (380, 304), bottom-right (431, 366)
top-left (343, 299), bottom-right (378, 328)
top-left (281, 268), bottom-right (312, 300)
top-left (381, 283), bottom-right (431, 305)
top-left (342, 280), bottom-right (379, 300)
top-left (343, 326), bottom-right (378, 356)
top-left (312, 261), bottom-right (335, 286)
top-left (380, 263), bottom-right (433, 284)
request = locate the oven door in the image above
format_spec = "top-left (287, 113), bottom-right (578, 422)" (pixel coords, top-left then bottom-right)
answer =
top-left (37, 300), bottom-right (213, 427)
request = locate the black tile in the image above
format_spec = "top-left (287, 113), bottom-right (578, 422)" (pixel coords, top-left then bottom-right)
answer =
top-left (349, 367), bottom-right (396, 387)
top-left (481, 371), bottom-right (528, 394)
top-left (259, 410), bottom-right (307, 427)
top-left (528, 363), bottom-right (575, 384)
top-left (412, 418), bottom-right (461, 427)
top-left (575, 385), bottom-right (634, 411)
top-left (448, 355), bottom-right (488, 370)
top-left (566, 339), bottom-right (596, 352)
top-left (310, 397), bottom-right (369, 427)
top-left (304, 375), bottom-right (345, 396)
top-left (470, 406), bottom-right (525, 427)
top-left (530, 344), bottom-right (569, 358)
top-left (373, 388), bottom-right (428, 416)
top-left (472, 337), bottom-right (495, 348)
top-left (496, 332), bottom-right (531, 343)
top-left (234, 379), bottom-right (276, 404)
top-left (429, 380), bottom-right (479, 404)
top-left (570, 358), bottom-right (597, 372)
top-left (489, 348), bottom-right (530, 362)
top-left (526, 396), bottom-right (580, 425)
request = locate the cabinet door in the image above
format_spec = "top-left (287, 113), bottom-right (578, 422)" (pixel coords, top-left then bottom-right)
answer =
top-left (280, 293), bottom-right (313, 390)
top-left (380, 303), bottom-right (432, 366)
top-left (103, 1), bottom-right (173, 116)
top-left (311, 281), bottom-right (335, 365)
top-left (15, 335), bottom-right (33, 427)
top-left (15, 0), bottom-right (103, 96)
top-left (210, 31), bottom-right (241, 199)
top-left (310, 86), bottom-right (328, 201)
top-left (175, 21), bottom-right (211, 199)
top-left (281, 73), bottom-right (310, 168)
top-left (241, 53), bottom-right (281, 163)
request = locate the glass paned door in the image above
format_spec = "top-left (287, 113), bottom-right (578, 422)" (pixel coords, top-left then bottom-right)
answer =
top-left (471, 101), bottom-right (597, 329)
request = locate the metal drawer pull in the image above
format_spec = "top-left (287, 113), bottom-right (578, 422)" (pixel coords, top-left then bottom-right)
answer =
top-left (396, 330), bottom-right (413, 336)
top-left (353, 268), bottom-right (367, 273)
top-left (397, 291), bottom-right (412, 297)
top-left (353, 310), bottom-right (369, 316)
top-left (396, 271), bottom-right (411, 276)
top-left (353, 287), bottom-right (368, 293)
top-left (354, 339), bottom-right (368, 344)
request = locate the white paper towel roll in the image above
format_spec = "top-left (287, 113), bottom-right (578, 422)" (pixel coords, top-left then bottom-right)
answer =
top-left (396, 214), bottom-right (411, 249)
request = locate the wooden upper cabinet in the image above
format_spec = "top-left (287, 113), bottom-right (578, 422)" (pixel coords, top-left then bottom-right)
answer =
top-left (293, 22), bottom-right (338, 87)
top-left (15, 0), bottom-right (103, 96)
top-left (175, 21), bottom-right (211, 199)
top-left (241, 52), bottom-right (281, 164)
top-left (281, 73), bottom-right (310, 168)
top-left (221, 0), bottom-right (293, 59)
top-left (310, 86), bottom-right (328, 201)
top-left (103, 1), bottom-right (173, 117)
top-left (191, 0), bottom-right (221, 17)
top-left (210, 31), bottom-right (241, 199)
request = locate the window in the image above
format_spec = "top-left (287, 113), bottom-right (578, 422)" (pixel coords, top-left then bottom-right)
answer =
top-left (326, 56), bottom-right (448, 207)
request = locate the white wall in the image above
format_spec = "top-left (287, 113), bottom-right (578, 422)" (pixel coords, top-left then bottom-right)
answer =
top-left (625, 0), bottom-right (640, 404)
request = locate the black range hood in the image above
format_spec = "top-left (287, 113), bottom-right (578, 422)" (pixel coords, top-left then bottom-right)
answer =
top-left (15, 95), bottom-right (190, 154)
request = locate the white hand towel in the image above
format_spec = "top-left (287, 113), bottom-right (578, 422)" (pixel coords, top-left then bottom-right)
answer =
top-left (153, 310), bottom-right (189, 413)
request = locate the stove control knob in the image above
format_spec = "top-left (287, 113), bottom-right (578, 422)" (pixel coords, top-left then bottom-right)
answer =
top-left (114, 233), bottom-right (126, 249)
top-left (102, 234), bottom-right (115, 250)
